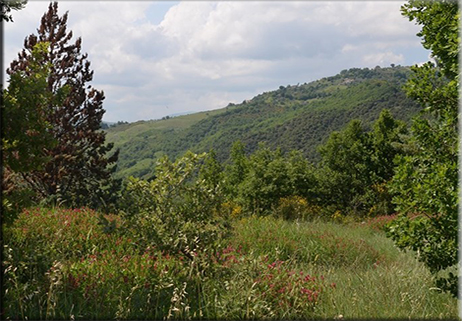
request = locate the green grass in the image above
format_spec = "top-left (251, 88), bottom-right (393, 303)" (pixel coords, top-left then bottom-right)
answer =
top-left (3, 208), bottom-right (457, 319)
top-left (227, 216), bottom-right (457, 319)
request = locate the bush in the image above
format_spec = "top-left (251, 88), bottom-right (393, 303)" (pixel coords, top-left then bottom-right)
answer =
top-left (274, 196), bottom-right (321, 221)
top-left (119, 152), bottom-right (230, 259)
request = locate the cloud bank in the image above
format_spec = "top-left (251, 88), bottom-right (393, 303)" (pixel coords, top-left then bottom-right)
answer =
top-left (3, 1), bottom-right (429, 122)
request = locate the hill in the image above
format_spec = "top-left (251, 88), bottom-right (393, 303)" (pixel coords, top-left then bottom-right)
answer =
top-left (105, 66), bottom-right (422, 179)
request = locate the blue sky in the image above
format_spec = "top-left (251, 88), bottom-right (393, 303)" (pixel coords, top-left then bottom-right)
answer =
top-left (3, 1), bottom-right (430, 123)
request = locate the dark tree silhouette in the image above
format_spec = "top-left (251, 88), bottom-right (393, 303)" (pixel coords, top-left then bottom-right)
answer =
top-left (1, 0), bottom-right (27, 22)
top-left (7, 2), bottom-right (119, 209)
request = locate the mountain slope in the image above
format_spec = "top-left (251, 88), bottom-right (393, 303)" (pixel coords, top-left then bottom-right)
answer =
top-left (106, 66), bottom-right (422, 179)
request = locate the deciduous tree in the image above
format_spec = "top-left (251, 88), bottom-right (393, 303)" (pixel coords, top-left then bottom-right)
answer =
top-left (386, 0), bottom-right (459, 297)
top-left (2, 42), bottom-right (64, 215)
top-left (7, 2), bottom-right (119, 210)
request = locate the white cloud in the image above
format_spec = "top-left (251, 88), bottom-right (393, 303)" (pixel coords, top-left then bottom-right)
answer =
top-left (3, 1), bottom-right (429, 122)
top-left (363, 52), bottom-right (405, 66)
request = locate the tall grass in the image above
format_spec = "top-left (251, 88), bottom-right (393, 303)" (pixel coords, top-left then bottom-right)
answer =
top-left (3, 208), bottom-right (458, 319)
top-left (227, 216), bottom-right (457, 319)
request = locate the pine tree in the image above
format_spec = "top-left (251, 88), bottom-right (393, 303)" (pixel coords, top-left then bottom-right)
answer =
top-left (7, 2), bottom-right (119, 210)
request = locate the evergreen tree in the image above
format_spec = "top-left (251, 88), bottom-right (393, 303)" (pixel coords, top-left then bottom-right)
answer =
top-left (7, 2), bottom-right (119, 210)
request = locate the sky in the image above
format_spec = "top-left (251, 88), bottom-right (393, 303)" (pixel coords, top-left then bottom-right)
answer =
top-left (3, 1), bottom-right (430, 123)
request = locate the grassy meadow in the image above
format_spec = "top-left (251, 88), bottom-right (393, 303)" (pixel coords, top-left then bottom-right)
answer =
top-left (3, 207), bottom-right (457, 320)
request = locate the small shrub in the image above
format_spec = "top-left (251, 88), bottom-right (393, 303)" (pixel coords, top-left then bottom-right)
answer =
top-left (221, 201), bottom-right (243, 220)
top-left (274, 196), bottom-right (321, 221)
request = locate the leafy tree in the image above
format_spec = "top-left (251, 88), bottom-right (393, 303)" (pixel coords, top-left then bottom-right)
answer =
top-left (239, 144), bottom-right (292, 214)
top-left (199, 149), bottom-right (223, 190)
top-left (317, 110), bottom-right (406, 216)
top-left (224, 140), bottom-right (249, 198)
top-left (2, 42), bottom-right (60, 173)
top-left (1, 0), bottom-right (27, 22)
top-left (231, 143), bottom-right (316, 215)
top-left (386, 0), bottom-right (459, 297)
top-left (370, 109), bottom-right (407, 181)
top-left (7, 2), bottom-right (119, 210)
top-left (317, 120), bottom-right (373, 214)
top-left (2, 42), bottom-right (66, 215)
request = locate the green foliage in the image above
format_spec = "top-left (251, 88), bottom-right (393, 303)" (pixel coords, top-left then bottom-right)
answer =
top-left (199, 149), bottom-right (224, 190)
top-left (119, 152), bottom-right (229, 258)
top-left (224, 140), bottom-right (249, 194)
top-left (1, 0), bottom-right (27, 22)
top-left (2, 42), bottom-right (60, 173)
top-left (318, 120), bottom-right (373, 212)
top-left (386, 0), bottom-right (459, 297)
top-left (1, 42), bottom-right (68, 217)
top-left (316, 110), bottom-right (406, 216)
top-left (226, 143), bottom-right (317, 215)
top-left (401, 0), bottom-right (459, 79)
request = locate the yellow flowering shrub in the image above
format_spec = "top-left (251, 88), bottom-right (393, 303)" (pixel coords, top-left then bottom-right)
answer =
top-left (274, 196), bottom-right (321, 221)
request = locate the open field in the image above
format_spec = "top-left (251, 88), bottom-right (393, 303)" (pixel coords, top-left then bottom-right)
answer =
top-left (3, 207), bottom-right (457, 320)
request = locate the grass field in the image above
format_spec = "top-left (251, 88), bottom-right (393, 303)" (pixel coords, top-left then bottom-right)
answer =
top-left (3, 208), bottom-right (458, 319)
top-left (105, 108), bottom-right (228, 149)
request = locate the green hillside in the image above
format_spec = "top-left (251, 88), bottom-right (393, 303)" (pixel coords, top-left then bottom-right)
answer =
top-left (105, 66), bottom-right (422, 179)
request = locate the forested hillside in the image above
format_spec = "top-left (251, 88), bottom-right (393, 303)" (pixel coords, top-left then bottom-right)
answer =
top-left (106, 66), bottom-right (422, 179)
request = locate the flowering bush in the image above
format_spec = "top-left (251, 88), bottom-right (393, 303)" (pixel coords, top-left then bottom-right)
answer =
top-left (3, 207), bottom-right (123, 319)
top-left (221, 201), bottom-right (243, 220)
top-left (204, 244), bottom-right (331, 319)
top-left (274, 195), bottom-right (321, 221)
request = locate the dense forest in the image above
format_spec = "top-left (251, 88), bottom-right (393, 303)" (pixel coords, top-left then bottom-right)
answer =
top-left (1, 0), bottom-right (458, 319)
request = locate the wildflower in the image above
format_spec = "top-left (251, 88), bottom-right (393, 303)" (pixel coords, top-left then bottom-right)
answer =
top-left (304, 275), bottom-right (314, 282)
top-left (301, 288), bottom-right (312, 295)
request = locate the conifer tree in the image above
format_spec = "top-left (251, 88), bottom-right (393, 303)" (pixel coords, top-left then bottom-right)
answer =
top-left (7, 2), bottom-right (119, 209)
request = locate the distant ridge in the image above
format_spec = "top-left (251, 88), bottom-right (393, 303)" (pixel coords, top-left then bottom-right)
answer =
top-left (165, 111), bottom-right (195, 118)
